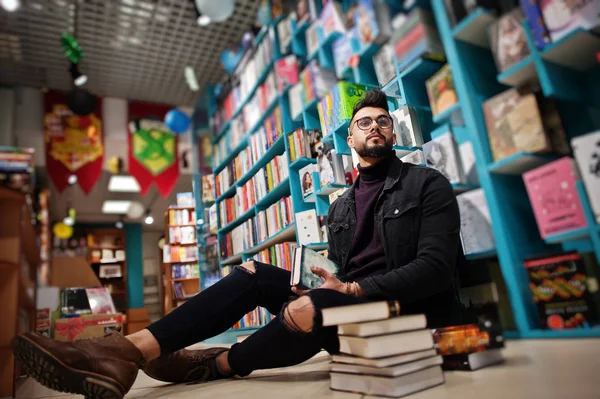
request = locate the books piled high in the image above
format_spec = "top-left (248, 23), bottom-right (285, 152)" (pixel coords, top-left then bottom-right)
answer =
top-left (322, 301), bottom-right (445, 398)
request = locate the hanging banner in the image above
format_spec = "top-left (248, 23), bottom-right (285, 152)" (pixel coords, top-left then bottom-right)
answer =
top-left (43, 90), bottom-right (104, 194)
top-left (128, 101), bottom-right (179, 197)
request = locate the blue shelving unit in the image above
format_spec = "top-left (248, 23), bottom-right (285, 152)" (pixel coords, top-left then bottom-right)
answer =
top-left (431, 0), bottom-right (600, 339)
top-left (194, 2), bottom-right (600, 342)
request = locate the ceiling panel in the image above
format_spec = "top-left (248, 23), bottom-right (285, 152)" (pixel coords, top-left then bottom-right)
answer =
top-left (0, 0), bottom-right (259, 106)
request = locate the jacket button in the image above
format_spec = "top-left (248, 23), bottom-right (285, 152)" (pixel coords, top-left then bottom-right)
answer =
top-left (394, 209), bottom-right (399, 214)
top-left (344, 224), bottom-right (349, 229)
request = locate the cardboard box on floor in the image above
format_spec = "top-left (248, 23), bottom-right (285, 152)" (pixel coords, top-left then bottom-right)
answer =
top-left (54, 314), bottom-right (125, 342)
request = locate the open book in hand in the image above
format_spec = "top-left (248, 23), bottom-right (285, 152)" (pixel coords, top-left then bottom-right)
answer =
top-left (290, 245), bottom-right (341, 290)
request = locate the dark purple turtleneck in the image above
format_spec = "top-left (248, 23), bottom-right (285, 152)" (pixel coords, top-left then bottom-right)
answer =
top-left (345, 153), bottom-right (395, 280)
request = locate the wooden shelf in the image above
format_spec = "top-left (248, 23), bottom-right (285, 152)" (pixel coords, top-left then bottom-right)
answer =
top-left (168, 242), bottom-right (197, 246)
top-left (89, 245), bottom-right (125, 250)
top-left (171, 277), bottom-right (200, 282)
top-left (164, 259), bottom-right (198, 264)
top-left (169, 205), bottom-right (195, 210)
top-left (168, 223), bottom-right (196, 227)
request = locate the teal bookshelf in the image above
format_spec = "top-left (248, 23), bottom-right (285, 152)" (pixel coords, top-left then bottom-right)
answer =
top-left (192, 2), bottom-right (600, 342)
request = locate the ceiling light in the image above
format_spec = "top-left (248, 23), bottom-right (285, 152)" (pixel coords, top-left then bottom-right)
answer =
top-left (108, 175), bottom-right (141, 192)
top-left (69, 62), bottom-right (87, 87)
top-left (1, 0), bottom-right (21, 12)
top-left (67, 174), bottom-right (78, 185)
top-left (144, 210), bottom-right (154, 225)
top-left (197, 14), bottom-right (211, 26)
top-left (115, 218), bottom-right (124, 229)
top-left (185, 66), bottom-right (199, 91)
top-left (102, 200), bottom-right (132, 214)
top-left (63, 216), bottom-right (75, 226)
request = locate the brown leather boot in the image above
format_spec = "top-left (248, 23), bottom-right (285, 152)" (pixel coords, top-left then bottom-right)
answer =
top-left (143, 347), bottom-right (230, 384)
top-left (11, 332), bottom-right (144, 399)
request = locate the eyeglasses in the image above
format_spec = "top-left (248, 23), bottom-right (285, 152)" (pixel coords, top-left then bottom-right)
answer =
top-left (354, 115), bottom-right (393, 131)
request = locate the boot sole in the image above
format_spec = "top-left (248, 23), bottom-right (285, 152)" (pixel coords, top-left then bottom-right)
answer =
top-left (11, 335), bottom-right (126, 399)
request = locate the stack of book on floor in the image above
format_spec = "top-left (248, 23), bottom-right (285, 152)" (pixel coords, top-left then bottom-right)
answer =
top-left (322, 301), bottom-right (444, 398)
top-left (432, 323), bottom-right (504, 371)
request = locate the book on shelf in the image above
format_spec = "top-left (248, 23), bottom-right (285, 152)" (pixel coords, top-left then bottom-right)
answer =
top-left (482, 87), bottom-right (569, 162)
top-left (168, 208), bottom-right (196, 226)
top-left (295, 209), bottom-right (324, 245)
top-left (423, 130), bottom-right (465, 184)
top-left (306, 20), bottom-right (321, 57)
top-left (164, 244), bottom-right (197, 263)
top-left (253, 242), bottom-right (296, 272)
top-left (353, 0), bottom-right (393, 47)
top-left (524, 252), bottom-right (599, 330)
top-left (290, 245), bottom-right (340, 290)
top-left (176, 192), bottom-right (194, 207)
top-left (539, 0), bottom-right (600, 42)
top-left (289, 82), bottom-right (304, 120)
top-left (390, 105), bottom-right (424, 148)
top-left (275, 55), bottom-right (300, 92)
top-left (277, 15), bottom-right (293, 54)
top-left (399, 149), bottom-right (425, 165)
top-left (489, 8), bottom-right (532, 74)
top-left (320, 0), bottom-right (346, 39)
top-left (202, 174), bottom-right (215, 203)
top-left (391, 8), bottom-right (446, 72)
top-left (426, 64), bottom-right (458, 118)
top-left (99, 264), bottom-right (122, 279)
top-left (171, 264), bottom-right (200, 279)
top-left (523, 157), bottom-right (588, 239)
top-left (300, 60), bottom-right (337, 104)
top-left (520, 0), bottom-right (551, 50)
top-left (298, 164), bottom-right (319, 198)
top-left (458, 141), bottom-right (480, 186)
top-left (373, 43), bottom-right (396, 88)
top-left (456, 188), bottom-right (495, 255)
top-left (317, 145), bottom-right (347, 188)
top-left (317, 81), bottom-right (367, 137)
top-left (169, 226), bottom-right (196, 244)
top-left (0, 146), bottom-right (35, 194)
top-left (333, 30), bottom-right (356, 79)
top-left (85, 288), bottom-right (117, 315)
top-left (571, 131), bottom-right (600, 224)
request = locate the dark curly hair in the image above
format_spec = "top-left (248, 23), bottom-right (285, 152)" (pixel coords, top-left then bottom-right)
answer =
top-left (351, 88), bottom-right (389, 121)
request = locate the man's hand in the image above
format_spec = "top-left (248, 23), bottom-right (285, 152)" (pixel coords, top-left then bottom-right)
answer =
top-left (291, 267), bottom-right (346, 296)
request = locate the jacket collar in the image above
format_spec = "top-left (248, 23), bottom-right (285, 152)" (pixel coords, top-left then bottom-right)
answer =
top-left (343, 155), bottom-right (404, 204)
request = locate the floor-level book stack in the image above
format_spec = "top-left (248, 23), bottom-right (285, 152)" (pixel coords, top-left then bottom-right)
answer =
top-left (322, 301), bottom-right (445, 398)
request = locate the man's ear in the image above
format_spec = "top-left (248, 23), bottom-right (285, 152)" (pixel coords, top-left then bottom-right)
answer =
top-left (347, 130), bottom-right (355, 149)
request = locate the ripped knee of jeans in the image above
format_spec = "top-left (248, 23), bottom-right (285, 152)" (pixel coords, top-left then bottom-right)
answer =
top-left (281, 295), bottom-right (316, 334)
top-left (236, 260), bottom-right (256, 275)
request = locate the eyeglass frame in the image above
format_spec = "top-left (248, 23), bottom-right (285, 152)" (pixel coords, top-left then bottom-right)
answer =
top-left (348, 114), bottom-right (394, 135)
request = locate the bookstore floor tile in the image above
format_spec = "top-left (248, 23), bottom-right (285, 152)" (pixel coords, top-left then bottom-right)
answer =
top-left (16, 339), bottom-right (600, 399)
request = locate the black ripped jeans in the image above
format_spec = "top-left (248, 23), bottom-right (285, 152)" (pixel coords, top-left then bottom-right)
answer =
top-left (147, 261), bottom-right (368, 376)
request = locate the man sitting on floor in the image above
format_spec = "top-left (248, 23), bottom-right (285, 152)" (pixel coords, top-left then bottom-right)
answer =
top-left (12, 89), bottom-right (464, 399)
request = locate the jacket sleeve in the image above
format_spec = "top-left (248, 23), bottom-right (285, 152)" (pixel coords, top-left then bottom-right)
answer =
top-left (358, 173), bottom-right (460, 303)
top-left (326, 200), bottom-right (343, 267)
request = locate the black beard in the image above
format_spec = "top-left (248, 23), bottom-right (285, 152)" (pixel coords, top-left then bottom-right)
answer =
top-left (356, 136), bottom-right (394, 158)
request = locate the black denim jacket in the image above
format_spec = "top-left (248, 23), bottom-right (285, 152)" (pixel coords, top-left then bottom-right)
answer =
top-left (327, 156), bottom-right (464, 327)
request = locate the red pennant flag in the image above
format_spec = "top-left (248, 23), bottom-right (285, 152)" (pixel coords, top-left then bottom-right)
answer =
top-left (43, 90), bottom-right (104, 195)
top-left (127, 101), bottom-right (179, 197)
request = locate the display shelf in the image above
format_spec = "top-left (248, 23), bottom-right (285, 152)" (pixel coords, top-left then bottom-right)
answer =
top-left (317, 183), bottom-right (348, 196)
top-left (213, 136), bottom-right (249, 174)
top-left (452, 183), bottom-right (480, 193)
top-left (89, 245), bottom-right (125, 250)
top-left (451, 8), bottom-right (495, 48)
top-left (169, 242), bottom-right (197, 246)
top-left (168, 205), bottom-right (196, 210)
top-left (244, 223), bottom-right (297, 256)
top-left (398, 57), bottom-right (444, 109)
top-left (221, 254), bottom-right (243, 266)
top-left (544, 227), bottom-right (590, 244)
top-left (289, 157), bottom-right (317, 170)
top-left (171, 277), bottom-right (200, 282)
top-left (541, 29), bottom-right (600, 71)
top-left (167, 223), bottom-right (196, 228)
top-left (305, 242), bottom-right (328, 250)
top-left (215, 184), bottom-right (237, 204)
top-left (236, 134), bottom-right (286, 187)
top-left (497, 55), bottom-right (537, 87)
top-left (255, 178), bottom-right (291, 211)
top-left (465, 249), bottom-right (497, 260)
top-left (212, 121), bottom-right (231, 145)
top-left (432, 102), bottom-right (461, 124)
top-left (521, 327), bottom-right (600, 339)
top-left (218, 206), bottom-right (256, 236)
top-left (164, 259), bottom-right (198, 265)
top-left (382, 76), bottom-right (402, 98)
top-left (488, 152), bottom-right (555, 175)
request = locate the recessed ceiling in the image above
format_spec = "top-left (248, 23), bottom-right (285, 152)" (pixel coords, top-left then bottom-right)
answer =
top-left (0, 0), bottom-right (260, 106)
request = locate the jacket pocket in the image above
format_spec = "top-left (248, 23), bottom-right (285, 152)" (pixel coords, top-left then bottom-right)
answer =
top-left (383, 201), bottom-right (419, 252)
